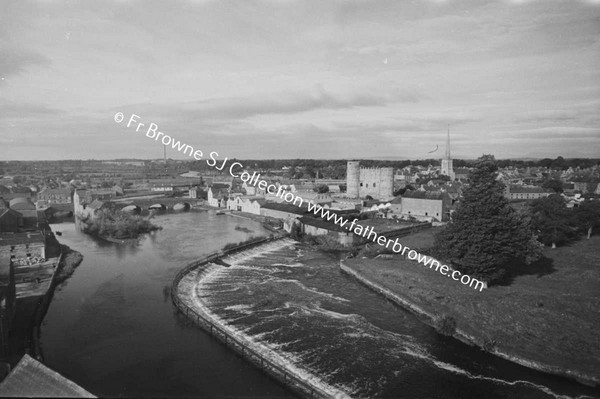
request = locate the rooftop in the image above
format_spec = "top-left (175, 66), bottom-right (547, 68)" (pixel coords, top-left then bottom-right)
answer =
top-left (0, 232), bottom-right (45, 246)
top-left (298, 216), bottom-right (349, 232)
top-left (261, 201), bottom-right (309, 215)
top-left (0, 354), bottom-right (95, 398)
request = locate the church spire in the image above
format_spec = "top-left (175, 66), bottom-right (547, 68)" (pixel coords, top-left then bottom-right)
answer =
top-left (446, 124), bottom-right (451, 160)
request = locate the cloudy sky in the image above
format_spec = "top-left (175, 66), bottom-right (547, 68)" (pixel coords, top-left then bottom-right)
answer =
top-left (1, 0), bottom-right (599, 160)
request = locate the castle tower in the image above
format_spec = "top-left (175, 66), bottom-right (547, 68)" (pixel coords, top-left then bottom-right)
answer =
top-left (379, 167), bottom-right (394, 198)
top-left (346, 161), bottom-right (360, 198)
top-left (440, 126), bottom-right (455, 180)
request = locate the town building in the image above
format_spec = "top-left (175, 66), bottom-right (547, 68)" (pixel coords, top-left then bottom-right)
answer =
top-left (9, 198), bottom-right (39, 228)
top-left (226, 196), bottom-right (266, 215)
top-left (0, 209), bottom-right (21, 233)
top-left (0, 231), bottom-right (47, 262)
top-left (207, 184), bottom-right (230, 208)
top-left (389, 191), bottom-right (451, 222)
top-left (73, 190), bottom-right (117, 219)
top-left (297, 217), bottom-right (355, 246)
top-left (454, 168), bottom-right (471, 181)
top-left (189, 186), bottom-right (205, 199)
top-left (440, 127), bottom-right (455, 181)
top-left (36, 188), bottom-right (73, 209)
top-left (504, 185), bottom-right (553, 200)
top-left (346, 161), bottom-right (394, 200)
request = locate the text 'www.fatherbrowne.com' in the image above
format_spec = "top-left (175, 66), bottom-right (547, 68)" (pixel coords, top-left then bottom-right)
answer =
top-left (113, 112), bottom-right (486, 292)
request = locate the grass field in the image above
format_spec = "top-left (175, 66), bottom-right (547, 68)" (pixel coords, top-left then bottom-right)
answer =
top-left (344, 231), bottom-right (600, 386)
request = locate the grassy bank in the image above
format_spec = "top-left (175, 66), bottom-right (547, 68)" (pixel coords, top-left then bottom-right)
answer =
top-left (343, 232), bottom-right (600, 386)
top-left (55, 244), bottom-right (84, 284)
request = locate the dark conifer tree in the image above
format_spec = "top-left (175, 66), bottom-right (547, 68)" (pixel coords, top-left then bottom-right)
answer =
top-left (435, 155), bottom-right (541, 283)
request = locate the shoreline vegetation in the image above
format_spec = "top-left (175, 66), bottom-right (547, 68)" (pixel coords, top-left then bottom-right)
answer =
top-left (81, 209), bottom-right (162, 241)
top-left (55, 244), bottom-right (84, 285)
top-left (340, 231), bottom-right (600, 388)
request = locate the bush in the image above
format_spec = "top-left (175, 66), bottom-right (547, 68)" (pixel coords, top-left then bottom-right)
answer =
top-left (82, 209), bottom-right (161, 239)
top-left (483, 336), bottom-right (498, 352)
top-left (222, 236), bottom-right (266, 251)
top-left (436, 315), bottom-right (457, 336)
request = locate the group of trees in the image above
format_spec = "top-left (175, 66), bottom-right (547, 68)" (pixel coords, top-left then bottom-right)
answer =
top-left (434, 155), bottom-right (600, 285)
top-left (530, 195), bottom-right (600, 248)
top-left (83, 209), bottom-right (161, 239)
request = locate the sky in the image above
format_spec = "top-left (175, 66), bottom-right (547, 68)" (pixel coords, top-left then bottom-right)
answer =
top-left (0, 0), bottom-right (599, 161)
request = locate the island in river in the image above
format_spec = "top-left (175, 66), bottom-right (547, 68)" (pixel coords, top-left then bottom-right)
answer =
top-left (79, 208), bottom-right (162, 242)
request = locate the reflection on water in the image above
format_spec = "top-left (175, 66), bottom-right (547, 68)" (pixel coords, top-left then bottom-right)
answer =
top-left (42, 212), bottom-right (293, 398)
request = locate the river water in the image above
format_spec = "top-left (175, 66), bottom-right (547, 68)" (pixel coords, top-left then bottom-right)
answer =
top-left (43, 212), bottom-right (597, 398)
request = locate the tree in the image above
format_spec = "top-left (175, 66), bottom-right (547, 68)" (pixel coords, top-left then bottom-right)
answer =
top-left (542, 178), bottom-right (563, 193)
top-left (314, 184), bottom-right (329, 193)
top-left (529, 195), bottom-right (577, 248)
top-left (551, 156), bottom-right (567, 170)
top-left (574, 200), bottom-right (600, 239)
top-left (394, 184), bottom-right (415, 196)
top-left (290, 221), bottom-right (302, 240)
top-left (435, 155), bottom-right (542, 284)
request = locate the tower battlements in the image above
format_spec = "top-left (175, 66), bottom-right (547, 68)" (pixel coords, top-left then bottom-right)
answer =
top-left (346, 161), bottom-right (394, 200)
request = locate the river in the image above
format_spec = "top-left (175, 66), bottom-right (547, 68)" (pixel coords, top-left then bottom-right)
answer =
top-left (43, 212), bottom-right (598, 398)
top-left (43, 211), bottom-right (292, 397)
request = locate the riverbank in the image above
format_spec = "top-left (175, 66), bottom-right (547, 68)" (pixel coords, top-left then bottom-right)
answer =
top-left (342, 234), bottom-right (600, 387)
top-left (54, 244), bottom-right (84, 285)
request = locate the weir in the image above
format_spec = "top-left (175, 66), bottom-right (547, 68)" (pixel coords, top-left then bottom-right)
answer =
top-left (171, 236), bottom-right (350, 399)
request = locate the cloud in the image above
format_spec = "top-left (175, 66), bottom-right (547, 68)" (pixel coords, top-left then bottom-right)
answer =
top-left (0, 46), bottom-right (50, 78)
top-left (0, 101), bottom-right (61, 119)
top-left (118, 86), bottom-right (424, 122)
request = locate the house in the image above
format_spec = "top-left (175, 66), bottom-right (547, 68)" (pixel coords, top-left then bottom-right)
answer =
top-left (189, 187), bottom-right (206, 199)
top-left (73, 189), bottom-right (87, 218)
top-left (0, 231), bottom-right (47, 261)
top-left (80, 200), bottom-right (115, 220)
top-left (226, 196), bottom-right (266, 215)
top-left (73, 188), bottom-right (116, 220)
top-left (395, 191), bottom-right (451, 222)
top-left (112, 185), bottom-right (124, 196)
top-left (0, 209), bottom-right (22, 233)
top-left (0, 185), bottom-right (34, 202)
top-left (36, 188), bottom-right (73, 208)
top-left (207, 184), bottom-right (230, 208)
top-left (9, 198), bottom-right (39, 228)
top-left (327, 185), bottom-right (341, 193)
top-left (454, 168), bottom-right (471, 181)
top-left (504, 185), bottom-right (553, 200)
top-left (242, 181), bottom-right (257, 196)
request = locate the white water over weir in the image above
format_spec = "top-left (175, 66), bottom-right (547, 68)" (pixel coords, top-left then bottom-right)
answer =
top-left (173, 237), bottom-right (352, 399)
